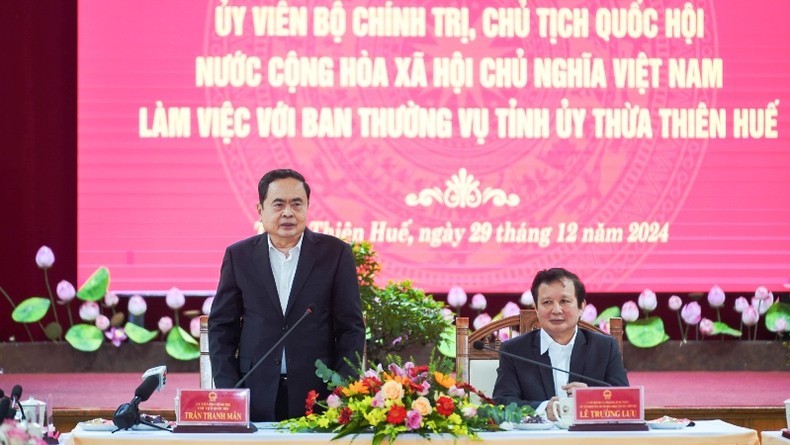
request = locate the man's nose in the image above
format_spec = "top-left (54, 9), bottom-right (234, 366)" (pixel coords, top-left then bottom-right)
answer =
top-left (282, 206), bottom-right (293, 217)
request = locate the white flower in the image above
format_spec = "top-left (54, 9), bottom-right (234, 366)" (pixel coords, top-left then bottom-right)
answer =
top-left (190, 317), bottom-right (201, 337)
top-left (158, 316), bottom-right (173, 334)
top-left (95, 315), bottom-right (110, 331)
top-left (581, 304), bottom-right (597, 323)
top-left (447, 286), bottom-right (467, 308)
top-left (470, 293), bottom-right (487, 311)
top-left (520, 290), bottom-right (534, 306)
top-left (35, 245), bottom-right (55, 269)
top-left (637, 289), bottom-right (657, 312)
top-left (501, 301), bottom-right (521, 318)
top-left (79, 301), bottom-right (100, 321)
top-left (104, 291), bottom-right (119, 307)
top-left (128, 295), bottom-right (147, 316)
top-left (166, 287), bottom-right (185, 309)
top-left (202, 296), bottom-right (214, 315)
top-left (56, 280), bottom-right (76, 302)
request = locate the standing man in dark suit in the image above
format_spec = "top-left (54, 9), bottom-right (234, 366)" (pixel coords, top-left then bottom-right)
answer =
top-left (493, 268), bottom-right (628, 420)
top-left (209, 168), bottom-right (365, 422)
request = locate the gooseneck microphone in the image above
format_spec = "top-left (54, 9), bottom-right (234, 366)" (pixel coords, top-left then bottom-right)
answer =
top-left (234, 305), bottom-right (313, 389)
top-left (472, 340), bottom-right (611, 387)
top-left (11, 385), bottom-right (25, 419)
top-left (112, 374), bottom-right (163, 431)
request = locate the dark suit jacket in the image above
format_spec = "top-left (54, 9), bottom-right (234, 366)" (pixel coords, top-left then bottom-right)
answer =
top-left (492, 328), bottom-right (629, 409)
top-left (208, 229), bottom-right (365, 421)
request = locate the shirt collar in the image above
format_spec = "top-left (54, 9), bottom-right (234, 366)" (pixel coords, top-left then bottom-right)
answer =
top-left (540, 326), bottom-right (579, 355)
top-left (267, 233), bottom-right (304, 256)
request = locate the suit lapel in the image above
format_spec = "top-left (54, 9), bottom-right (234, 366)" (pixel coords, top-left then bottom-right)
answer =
top-left (285, 230), bottom-right (317, 317)
top-left (532, 334), bottom-right (556, 398)
top-left (569, 329), bottom-right (588, 384)
top-left (255, 234), bottom-right (283, 315)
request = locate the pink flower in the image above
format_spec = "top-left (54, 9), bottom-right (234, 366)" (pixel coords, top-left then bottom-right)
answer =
top-left (496, 328), bottom-right (511, 341)
top-left (470, 293), bottom-right (487, 311)
top-left (773, 318), bottom-right (788, 333)
top-left (56, 280), bottom-right (76, 302)
top-left (733, 296), bottom-right (749, 313)
top-left (520, 290), bottom-right (534, 306)
top-left (166, 287), bottom-right (185, 309)
top-left (128, 295), bottom-right (147, 316)
top-left (447, 286), bottom-right (467, 308)
top-left (416, 381), bottom-right (430, 396)
top-left (741, 306), bottom-right (759, 326)
top-left (501, 301), bottom-right (520, 318)
top-left (754, 286), bottom-right (771, 301)
top-left (621, 301), bottom-right (639, 322)
top-left (448, 385), bottom-right (465, 398)
top-left (598, 320), bottom-right (611, 334)
top-left (158, 316), bottom-right (173, 334)
top-left (699, 318), bottom-right (715, 336)
top-left (581, 304), bottom-right (597, 323)
top-left (35, 245), bottom-right (55, 269)
top-left (327, 394), bottom-right (342, 409)
top-left (681, 302), bottom-right (702, 325)
top-left (95, 315), bottom-right (110, 331)
top-left (473, 313), bottom-right (492, 330)
top-left (440, 308), bottom-right (454, 321)
top-left (707, 285), bottom-right (726, 308)
top-left (405, 410), bottom-right (422, 430)
top-left (190, 317), bottom-right (201, 337)
top-left (202, 296), bottom-right (214, 315)
top-left (637, 289), bottom-right (657, 312)
top-left (668, 295), bottom-right (683, 311)
top-left (461, 405), bottom-right (478, 418)
top-left (371, 391), bottom-right (385, 408)
top-left (105, 327), bottom-right (127, 347)
top-left (751, 295), bottom-right (774, 315)
top-left (79, 301), bottom-right (100, 321)
top-left (104, 291), bottom-right (119, 307)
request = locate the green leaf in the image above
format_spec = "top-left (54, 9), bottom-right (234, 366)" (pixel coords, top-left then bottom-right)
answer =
top-left (625, 316), bottom-right (669, 348)
top-left (65, 324), bottom-right (105, 351)
top-left (77, 267), bottom-right (110, 301)
top-left (437, 325), bottom-right (456, 358)
top-left (711, 321), bottom-right (742, 337)
top-left (12, 297), bottom-right (51, 323)
top-left (765, 302), bottom-right (790, 332)
top-left (165, 326), bottom-right (199, 360)
top-left (594, 306), bottom-right (621, 325)
top-left (124, 322), bottom-right (158, 344)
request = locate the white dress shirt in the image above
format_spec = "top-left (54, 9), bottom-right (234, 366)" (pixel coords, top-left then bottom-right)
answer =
top-left (535, 326), bottom-right (578, 415)
top-left (268, 234), bottom-right (303, 374)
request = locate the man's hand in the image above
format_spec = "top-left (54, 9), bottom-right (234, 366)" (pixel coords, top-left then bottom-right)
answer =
top-left (546, 397), bottom-right (560, 421)
top-left (561, 381), bottom-right (588, 397)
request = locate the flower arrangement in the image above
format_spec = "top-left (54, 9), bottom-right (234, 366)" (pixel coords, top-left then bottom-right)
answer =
top-left (1, 245), bottom-right (211, 360)
top-left (282, 358), bottom-right (533, 445)
top-left (0, 420), bottom-right (45, 445)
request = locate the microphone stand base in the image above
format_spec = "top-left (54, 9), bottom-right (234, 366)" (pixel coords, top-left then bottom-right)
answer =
top-left (172, 423), bottom-right (258, 434)
top-left (569, 422), bottom-right (649, 432)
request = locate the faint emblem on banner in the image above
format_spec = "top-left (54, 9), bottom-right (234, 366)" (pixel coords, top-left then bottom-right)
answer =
top-left (405, 168), bottom-right (520, 208)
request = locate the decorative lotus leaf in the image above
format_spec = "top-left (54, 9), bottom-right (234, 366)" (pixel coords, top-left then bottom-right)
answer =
top-left (765, 302), bottom-right (790, 332)
top-left (437, 325), bottom-right (456, 358)
top-left (124, 322), bottom-right (158, 344)
top-left (711, 321), bottom-right (741, 337)
top-left (76, 266), bottom-right (110, 301)
top-left (12, 297), bottom-right (50, 323)
top-left (65, 324), bottom-right (105, 351)
top-left (625, 316), bottom-right (669, 348)
top-left (595, 306), bottom-right (621, 325)
top-left (165, 326), bottom-right (199, 360)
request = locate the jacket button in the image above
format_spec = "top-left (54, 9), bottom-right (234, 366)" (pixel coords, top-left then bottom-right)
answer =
top-left (282, 324), bottom-right (289, 331)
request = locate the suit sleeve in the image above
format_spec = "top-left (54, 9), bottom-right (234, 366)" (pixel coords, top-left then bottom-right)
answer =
top-left (330, 242), bottom-right (366, 378)
top-left (208, 247), bottom-right (243, 388)
top-left (492, 341), bottom-right (544, 409)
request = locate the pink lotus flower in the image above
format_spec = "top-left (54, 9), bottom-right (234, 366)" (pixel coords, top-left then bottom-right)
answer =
top-left (166, 287), bottom-right (185, 309)
top-left (741, 306), bottom-right (759, 326)
top-left (681, 302), bottom-right (702, 325)
top-left (581, 304), bottom-right (597, 323)
top-left (772, 318), bottom-right (787, 333)
top-left (598, 320), bottom-right (611, 334)
top-left (733, 296), bottom-right (749, 313)
top-left (707, 285), bottom-right (726, 308)
top-left (501, 301), bottom-right (520, 318)
top-left (202, 296), bottom-right (214, 315)
top-left (637, 289), bottom-right (657, 312)
top-left (406, 410), bottom-right (422, 430)
top-left (621, 301), bottom-right (639, 322)
top-left (158, 316), bottom-right (173, 334)
top-left (128, 295), bottom-right (147, 316)
top-left (473, 313), bottom-right (491, 330)
top-left (190, 316), bottom-right (201, 337)
top-left (496, 328), bottom-right (511, 341)
top-left (751, 295), bottom-right (774, 315)
top-left (699, 318), bottom-right (715, 336)
top-left (95, 315), bottom-right (110, 331)
top-left (35, 245), bottom-right (54, 269)
top-left (79, 301), bottom-right (100, 321)
top-left (56, 280), bottom-right (76, 302)
top-left (468, 293), bottom-right (486, 311)
top-left (105, 327), bottom-right (127, 347)
top-left (754, 286), bottom-right (771, 301)
top-left (520, 290), bottom-right (534, 306)
top-left (440, 308), bottom-right (454, 321)
top-left (668, 295), bottom-right (683, 311)
top-left (447, 286), bottom-right (467, 308)
top-left (104, 291), bottom-right (119, 307)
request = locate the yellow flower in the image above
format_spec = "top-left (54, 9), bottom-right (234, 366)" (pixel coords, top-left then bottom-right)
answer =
top-left (381, 380), bottom-right (405, 400)
top-left (433, 371), bottom-right (456, 389)
top-left (342, 379), bottom-right (370, 397)
top-left (411, 396), bottom-right (433, 416)
top-left (363, 407), bottom-right (387, 426)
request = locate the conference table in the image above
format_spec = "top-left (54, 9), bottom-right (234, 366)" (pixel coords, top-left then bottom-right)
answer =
top-left (63, 419), bottom-right (758, 445)
top-left (761, 430), bottom-right (790, 445)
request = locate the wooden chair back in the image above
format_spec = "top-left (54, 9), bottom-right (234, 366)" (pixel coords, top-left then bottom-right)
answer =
top-left (199, 315), bottom-right (214, 388)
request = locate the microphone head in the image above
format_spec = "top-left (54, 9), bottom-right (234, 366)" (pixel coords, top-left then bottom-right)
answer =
top-left (11, 385), bottom-right (22, 400)
top-left (113, 403), bottom-right (139, 429)
top-left (472, 341), bottom-right (485, 351)
top-left (134, 374), bottom-right (160, 402)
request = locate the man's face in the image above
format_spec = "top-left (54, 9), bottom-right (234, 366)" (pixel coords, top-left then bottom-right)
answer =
top-left (535, 278), bottom-right (585, 343)
top-left (257, 177), bottom-right (308, 247)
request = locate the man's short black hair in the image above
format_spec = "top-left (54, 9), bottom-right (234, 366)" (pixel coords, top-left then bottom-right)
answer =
top-left (530, 268), bottom-right (586, 308)
top-left (258, 169), bottom-right (311, 203)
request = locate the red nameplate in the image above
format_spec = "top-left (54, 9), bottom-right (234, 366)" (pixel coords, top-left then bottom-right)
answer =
top-left (176, 388), bottom-right (250, 426)
top-left (573, 386), bottom-right (644, 423)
